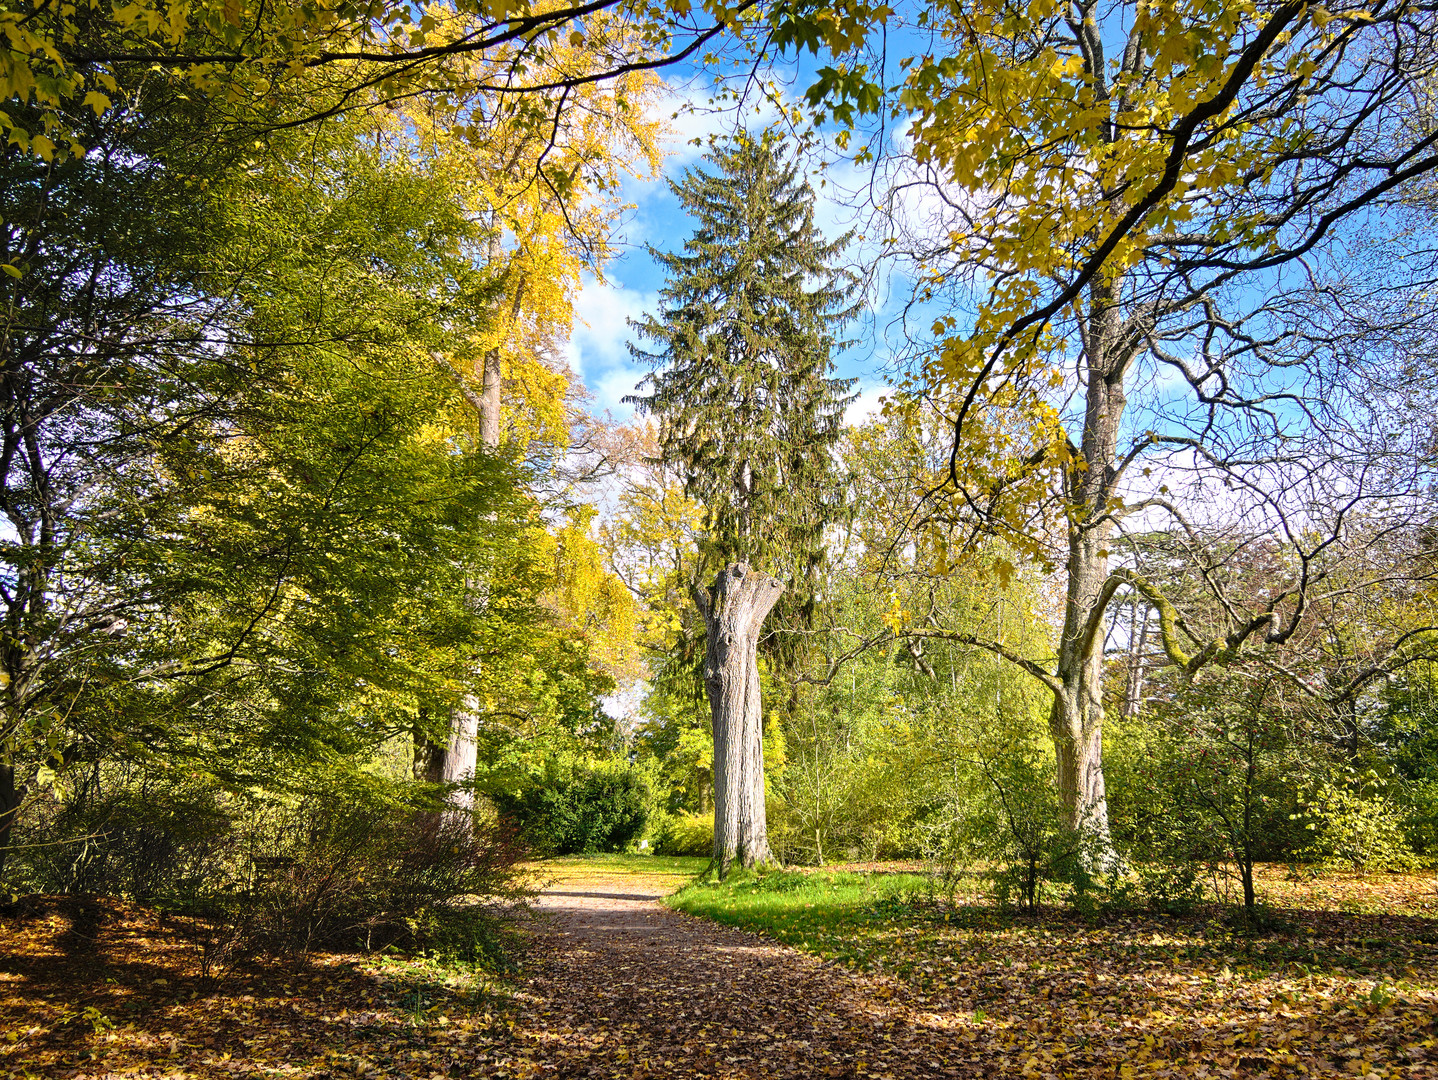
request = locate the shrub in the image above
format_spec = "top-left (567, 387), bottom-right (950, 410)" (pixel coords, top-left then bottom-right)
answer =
top-left (236, 803), bottom-right (532, 962)
top-left (1134, 860), bottom-right (1206, 915)
top-left (7, 765), bottom-right (240, 900)
top-left (1296, 777), bottom-right (1423, 872)
top-left (496, 765), bottom-right (649, 855)
top-left (655, 811), bottom-right (713, 857)
top-left (922, 741), bottom-right (1081, 912)
top-left (7, 767), bottom-right (535, 970)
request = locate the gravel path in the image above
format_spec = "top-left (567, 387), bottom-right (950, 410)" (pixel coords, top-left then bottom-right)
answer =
top-left (509, 872), bottom-right (965, 1079)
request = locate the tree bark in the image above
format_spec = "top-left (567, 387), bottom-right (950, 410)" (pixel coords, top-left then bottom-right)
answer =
top-left (420, 298), bottom-right (510, 812)
top-left (479, 343), bottom-right (502, 450)
top-left (0, 761), bottom-right (23, 882)
top-left (1049, 281), bottom-right (1130, 871)
top-left (696, 563), bottom-right (784, 876)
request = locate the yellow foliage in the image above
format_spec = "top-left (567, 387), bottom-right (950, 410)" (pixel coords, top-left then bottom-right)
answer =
top-left (543, 504), bottom-right (644, 684)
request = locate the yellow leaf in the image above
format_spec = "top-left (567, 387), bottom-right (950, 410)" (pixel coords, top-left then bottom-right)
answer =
top-left (82, 90), bottom-right (111, 116)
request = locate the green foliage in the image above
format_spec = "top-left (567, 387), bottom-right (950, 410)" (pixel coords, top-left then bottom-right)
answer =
top-left (924, 735), bottom-right (1080, 913)
top-left (1132, 860), bottom-right (1206, 917)
top-left (9, 765), bottom-right (235, 900)
top-left (0, 73), bottom-right (628, 882)
top-left (495, 765), bottom-right (650, 856)
top-left (225, 798), bottom-right (532, 965)
top-left (1401, 779), bottom-right (1438, 856)
top-left (653, 811), bottom-right (714, 857)
top-left (1295, 776), bottom-right (1424, 873)
top-left (1107, 666), bottom-right (1313, 915)
top-left (668, 869), bottom-right (933, 971)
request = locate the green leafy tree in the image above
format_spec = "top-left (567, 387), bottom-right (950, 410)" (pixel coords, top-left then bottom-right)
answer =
top-left (627, 133), bottom-right (858, 873)
top-left (0, 83), bottom-right (599, 880)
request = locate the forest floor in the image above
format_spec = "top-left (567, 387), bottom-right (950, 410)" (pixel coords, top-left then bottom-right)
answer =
top-left (2, 859), bottom-right (1438, 1078)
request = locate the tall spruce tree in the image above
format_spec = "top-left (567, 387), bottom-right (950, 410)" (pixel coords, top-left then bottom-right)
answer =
top-left (627, 134), bottom-right (858, 873)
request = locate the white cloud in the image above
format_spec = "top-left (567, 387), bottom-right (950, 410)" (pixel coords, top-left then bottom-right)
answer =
top-left (566, 276), bottom-right (653, 373)
top-left (565, 273), bottom-right (657, 418)
top-left (845, 382), bottom-right (892, 426)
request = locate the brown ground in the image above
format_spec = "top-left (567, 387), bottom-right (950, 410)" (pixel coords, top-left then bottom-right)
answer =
top-left (5, 866), bottom-right (1438, 1078)
top-left (0, 870), bottom-right (944, 1080)
top-left (517, 870), bottom-right (944, 1078)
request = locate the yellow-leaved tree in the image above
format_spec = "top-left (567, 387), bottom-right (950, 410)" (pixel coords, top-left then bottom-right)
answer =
top-left (390, 30), bottom-right (664, 799)
top-left (800, 0), bottom-right (1438, 865)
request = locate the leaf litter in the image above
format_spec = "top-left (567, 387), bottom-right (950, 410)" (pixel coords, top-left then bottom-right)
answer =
top-left (1, 864), bottom-right (1436, 1078)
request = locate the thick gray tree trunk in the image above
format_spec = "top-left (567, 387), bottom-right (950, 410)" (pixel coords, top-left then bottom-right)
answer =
top-left (1048, 282), bottom-right (1130, 871)
top-left (695, 563), bottom-right (784, 876)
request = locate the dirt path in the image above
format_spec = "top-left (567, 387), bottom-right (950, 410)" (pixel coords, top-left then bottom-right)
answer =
top-left (506, 870), bottom-right (965, 1079)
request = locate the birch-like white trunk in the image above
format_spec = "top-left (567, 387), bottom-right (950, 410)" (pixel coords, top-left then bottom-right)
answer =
top-left (696, 563), bottom-right (784, 876)
top-left (421, 322), bottom-right (507, 810)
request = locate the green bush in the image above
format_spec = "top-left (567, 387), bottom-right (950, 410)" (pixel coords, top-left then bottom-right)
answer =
top-left (1401, 779), bottom-right (1438, 856)
top-left (1134, 860), bottom-right (1205, 915)
top-left (496, 766), bottom-right (650, 855)
top-left (1296, 777), bottom-right (1423, 872)
top-left (655, 811), bottom-right (713, 857)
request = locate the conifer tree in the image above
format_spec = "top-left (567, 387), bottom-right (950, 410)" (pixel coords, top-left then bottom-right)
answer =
top-left (627, 133), bottom-right (858, 873)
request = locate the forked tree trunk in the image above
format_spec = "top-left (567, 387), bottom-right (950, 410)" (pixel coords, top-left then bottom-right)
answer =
top-left (695, 563), bottom-right (784, 877)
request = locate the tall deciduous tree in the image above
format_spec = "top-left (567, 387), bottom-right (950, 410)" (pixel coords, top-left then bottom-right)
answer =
top-left (627, 134), bottom-right (857, 873)
top-left (401, 41), bottom-right (662, 806)
top-left (799, 0), bottom-right (1438, 865)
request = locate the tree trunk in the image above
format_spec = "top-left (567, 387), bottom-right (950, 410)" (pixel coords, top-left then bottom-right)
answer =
top-left (1049, 281), bottom-right (1129, 872)
top-left (696, 563), bottom-right (784, 877)
top-left (479, 343), bottom-right (501, 450)
top-left (1124, 608), bottom-right (1149, 718)
top-left (0, 761), bottom-right (24, 883)
top-left (420, 707), bottom-right (480, 810)
top-left (1050, 524), bottom-right (1118, 867)
top-left (422, 286), bottom-right (515, 812)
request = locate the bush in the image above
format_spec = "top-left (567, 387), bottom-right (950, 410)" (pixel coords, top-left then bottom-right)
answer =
top-left (7, 765), bottom-right (240, 900)
top-left (921, 741), bottom-right (1082, 912)
top-left (232, 803), bottom-right (532, 962)
top-left (1134, 860), bottom-right (1205, 915)
top-left (1296, 777), bottom-right (1423, 872)
top-left (496, 765), bottom-right (650, 855)
top-left (7, 766), bottom-right (535, 970)
top-left (654, 811), bottom-right (713, 857)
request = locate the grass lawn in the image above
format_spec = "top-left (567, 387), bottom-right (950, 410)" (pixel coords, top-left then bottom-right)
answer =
top-left (523, 853), bottom-right (708, 893)
top-left (668, 868), bottom-right (935, 972)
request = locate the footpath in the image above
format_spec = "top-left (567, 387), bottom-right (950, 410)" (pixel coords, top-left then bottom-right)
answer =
top-left (506, 868), bottom-right (963, 1079)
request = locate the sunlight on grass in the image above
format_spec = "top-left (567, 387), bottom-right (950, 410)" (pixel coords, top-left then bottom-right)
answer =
top-left (525, 853), bottom-right (709, 891)
top-left (667, 869), bottom-right (935, 973)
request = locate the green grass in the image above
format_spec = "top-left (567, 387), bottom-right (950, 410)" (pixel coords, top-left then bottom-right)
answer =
top-left (666, 869), bottom-right (936, 974)
top-left (525, 853), bottom-right (710, 892)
